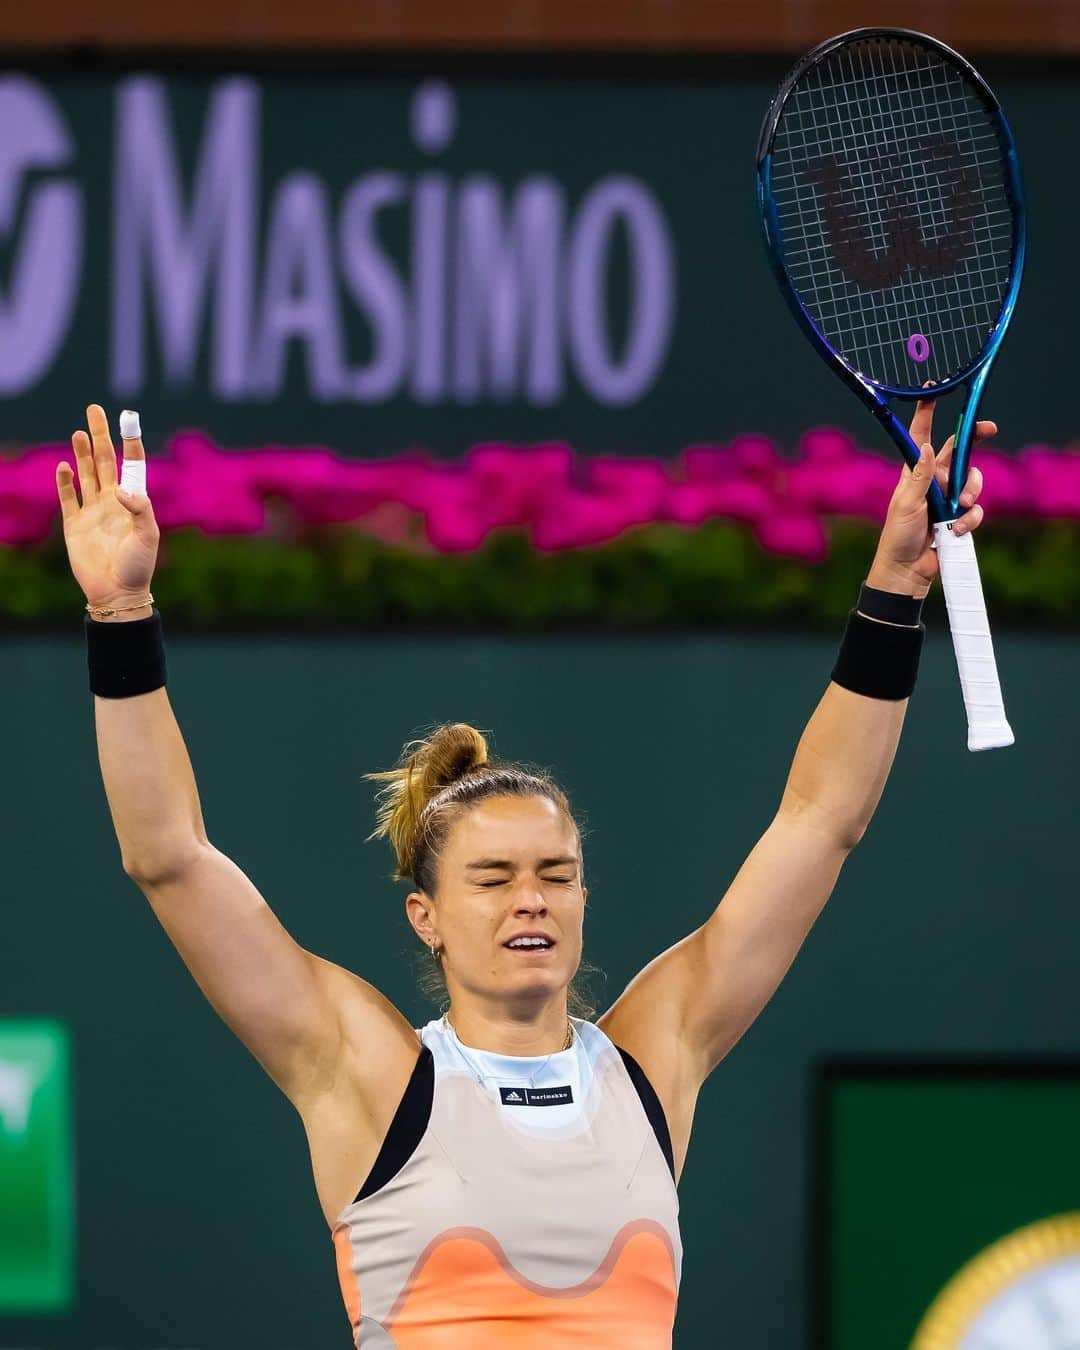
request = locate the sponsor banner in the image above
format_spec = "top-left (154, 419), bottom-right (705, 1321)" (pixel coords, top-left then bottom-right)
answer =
top-left (0, 67), bottom-right (1070, 456)
top-left (1, 72), bottom-right (683, 453)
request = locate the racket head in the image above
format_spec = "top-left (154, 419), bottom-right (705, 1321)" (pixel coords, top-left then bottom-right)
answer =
top-left (757, 28), bottom-right (1026, 402)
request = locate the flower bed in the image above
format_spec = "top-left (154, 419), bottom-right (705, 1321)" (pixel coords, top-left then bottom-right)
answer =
top-left (2, 431), bottom-right (1077, 628)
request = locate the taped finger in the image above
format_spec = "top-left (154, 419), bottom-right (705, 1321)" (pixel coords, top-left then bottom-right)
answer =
top-left (118, 408), bottom-right (147, 496)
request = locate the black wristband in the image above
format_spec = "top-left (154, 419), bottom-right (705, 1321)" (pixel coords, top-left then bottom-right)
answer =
top-left (831, 609), bottom-right (924, 701)
top-left (86, 609), bottom-right (167, 698)
top-left (857, 580), bottom-right (925, 627)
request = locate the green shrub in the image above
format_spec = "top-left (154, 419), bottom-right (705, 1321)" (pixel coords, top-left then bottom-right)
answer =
top-left (4, 519), bottom-right (1076, 630)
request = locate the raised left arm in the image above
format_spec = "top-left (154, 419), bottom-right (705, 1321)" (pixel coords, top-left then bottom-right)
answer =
top-left (599, 400), bottom-right (994, 1085)
top-left (672, 674), bottom-right (908, 1078)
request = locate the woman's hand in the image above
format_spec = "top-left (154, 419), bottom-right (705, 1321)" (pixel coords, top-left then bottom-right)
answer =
top-left (867, 396), bottom-right (994, 597)
top-left (56, 405), bottom-right (160, 615)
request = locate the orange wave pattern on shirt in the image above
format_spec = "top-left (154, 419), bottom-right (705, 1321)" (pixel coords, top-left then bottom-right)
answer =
top-left (380, 1220), bottom-right (678, 1349)
top-left (334, 1224), bottom-right (363, 1335)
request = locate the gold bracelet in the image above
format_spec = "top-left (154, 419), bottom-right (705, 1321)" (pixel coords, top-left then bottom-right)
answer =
top-left (85, 593), bottom-right (154, 618)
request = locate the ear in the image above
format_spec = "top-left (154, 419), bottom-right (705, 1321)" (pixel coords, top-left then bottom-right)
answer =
top-left (582, 886), bottom-right (589, 908)
top-left (405, 890), bottom-right (436, 943)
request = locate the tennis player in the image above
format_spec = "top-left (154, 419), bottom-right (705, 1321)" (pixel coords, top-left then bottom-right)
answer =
top-left (58, 400), bottom-right (991, 1347)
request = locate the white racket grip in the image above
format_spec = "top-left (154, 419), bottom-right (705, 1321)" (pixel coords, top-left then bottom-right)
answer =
top-left (932, 521), bottom-right (1014, 751)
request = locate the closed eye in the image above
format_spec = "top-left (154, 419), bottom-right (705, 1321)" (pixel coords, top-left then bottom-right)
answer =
top-left (477, 876), bottom-right (573, 887)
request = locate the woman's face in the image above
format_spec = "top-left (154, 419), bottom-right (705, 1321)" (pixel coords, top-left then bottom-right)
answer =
top-left (418, 795), bottom-right (586, 1007)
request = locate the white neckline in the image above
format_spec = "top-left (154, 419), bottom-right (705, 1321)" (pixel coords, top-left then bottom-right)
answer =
top-left (438, 1016), bottom-right (578, 1080)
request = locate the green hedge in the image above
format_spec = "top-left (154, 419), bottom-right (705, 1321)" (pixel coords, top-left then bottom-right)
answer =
top-left (3, 519), bottom-right (1078, 630)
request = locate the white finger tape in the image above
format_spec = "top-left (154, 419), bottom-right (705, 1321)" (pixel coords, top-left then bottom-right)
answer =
top-left (119, 409), bottom-right (142, 440)
top-left (120, 458), bottom-right (147, 496)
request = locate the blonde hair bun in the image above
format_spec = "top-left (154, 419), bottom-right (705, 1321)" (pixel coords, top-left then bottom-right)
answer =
top-left (367, 723), bottom-right (489, 879)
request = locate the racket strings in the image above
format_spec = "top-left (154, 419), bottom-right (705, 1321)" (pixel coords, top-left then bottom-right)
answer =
top-left (785, 46), bottom-right (1004, 323)
top-left (789, 49), bottom-right (1004, 375)
top-left (768, 36), bottom-right (1014, 389)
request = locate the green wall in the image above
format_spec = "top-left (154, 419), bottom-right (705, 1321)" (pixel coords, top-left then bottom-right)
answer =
top-left (1, 630), bottom-right (1078, 1348)
top-left (825, 1072), bottom-right (1080, 1348)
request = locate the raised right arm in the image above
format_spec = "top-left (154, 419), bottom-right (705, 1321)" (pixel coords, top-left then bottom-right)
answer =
top-left (59, 406), bottom-right (411, 1111)
top-left (94, 682), bottom-right (350, 1105)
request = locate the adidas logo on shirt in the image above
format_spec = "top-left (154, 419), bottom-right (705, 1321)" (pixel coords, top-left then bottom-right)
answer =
top-left (499, 1085), bottom-right (574, 1107)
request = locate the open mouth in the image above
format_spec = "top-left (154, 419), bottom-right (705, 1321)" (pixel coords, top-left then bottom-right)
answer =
top-left (504, 942), bottom-right (556, 955)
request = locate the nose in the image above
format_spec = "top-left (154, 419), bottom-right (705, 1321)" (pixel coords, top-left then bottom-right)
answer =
top-left (515, 881), bottom-right (547, 915)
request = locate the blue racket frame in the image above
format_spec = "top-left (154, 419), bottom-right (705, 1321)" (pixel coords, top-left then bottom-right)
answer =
top-left (756, 27), bottom-right (1027, 525)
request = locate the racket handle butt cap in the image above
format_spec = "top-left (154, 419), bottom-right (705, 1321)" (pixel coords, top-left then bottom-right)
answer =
top-left (967, 722), bottom-right (1015, 752)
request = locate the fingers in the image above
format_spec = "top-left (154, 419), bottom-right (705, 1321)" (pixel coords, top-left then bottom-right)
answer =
top-left (86, 404), bottom-right (118, 490)
top-left (959, 465), bottom-right (984, 507)
top-left (933, 436), bottom-right (955, 498)
top-left (906, 441), bottom-right (937, 500)
top-left (934, 422), bottom-right (998, 489)
top-left (115, 481), bottom-right (160, 548)
top-left (116, 485), bottom-right (152, 517)
top-left (908, 394), bottom-right (936, 451)
top-left (120, 429), bottom-right (146, 463)
top-left (56, 461), bottom-right (79, 522)
top-left (71, 428), bottom-right (98, 502)
top-left (938, 422), bottom-right (995, 466)
top-left (118, 418), bottom-right (147, 497)
top-left (955, 460), bottom-right (987, 536)
top-left (953, 504), bottom-right (983, 536)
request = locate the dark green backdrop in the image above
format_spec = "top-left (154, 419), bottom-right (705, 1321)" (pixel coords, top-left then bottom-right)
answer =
top-left (2, 630), bottom-right (1078, 1348)
top-left (823, 1069), bottom-right (1080, 1348)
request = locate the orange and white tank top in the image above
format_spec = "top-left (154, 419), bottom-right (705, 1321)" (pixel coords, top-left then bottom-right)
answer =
top-left (332, 1014), bottom-right (682, 1348)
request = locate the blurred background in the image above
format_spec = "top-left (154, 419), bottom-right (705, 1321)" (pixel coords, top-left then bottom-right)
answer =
top-left (1, 2), bottom-right (1078, 1348)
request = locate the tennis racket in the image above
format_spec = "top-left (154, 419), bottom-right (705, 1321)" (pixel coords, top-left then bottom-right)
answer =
top-left (756, 28), bottom-right (1025, 750)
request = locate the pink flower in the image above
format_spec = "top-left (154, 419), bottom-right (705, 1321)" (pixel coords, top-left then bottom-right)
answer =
top-left (4, 430), bottom-right (1074, 559)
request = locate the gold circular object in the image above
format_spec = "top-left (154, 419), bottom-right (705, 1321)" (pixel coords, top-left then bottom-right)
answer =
top-left (911, 1211), bottom-right (1080, 1349)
